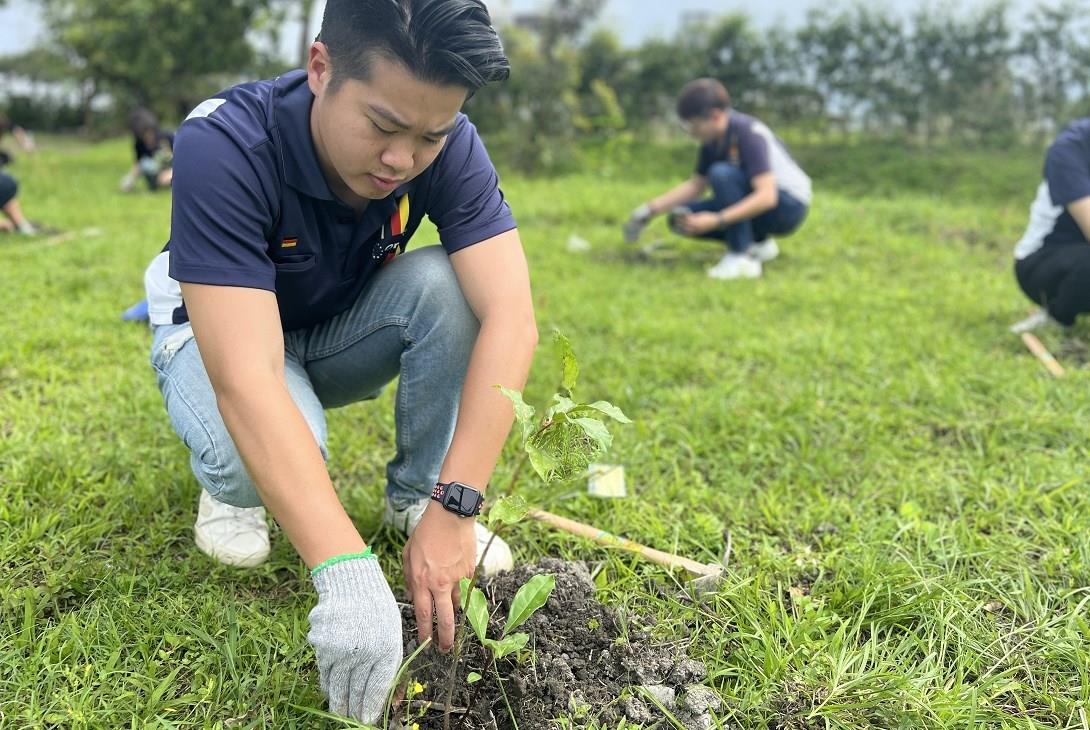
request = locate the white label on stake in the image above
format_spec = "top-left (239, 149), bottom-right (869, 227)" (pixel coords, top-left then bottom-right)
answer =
top-left (587, 463), bottom-right (626, 498)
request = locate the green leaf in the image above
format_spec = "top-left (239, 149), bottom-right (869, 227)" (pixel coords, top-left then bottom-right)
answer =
top-left (526, 441), bottom-right (560, 482)
top-left (465, 586), bottom-right (489, 644)
top-left (554, 331), bottom-right (579, 394)
top-left (497, 385), bottom-right (536, 442)
top-left (484, 632), bottom-right (530, 659)
top-left (546, 394), bottom-right (578, 418)
top-left (585, 400), bottom-right (632, 423)
top-left (467, 672), bottom-right (483, 684)
top-left (504, 574), bottom-right (556, 633)
top-left (573, 417), bottom-right (613, 451)
top-left (488, 494), bottom-right (529, 529)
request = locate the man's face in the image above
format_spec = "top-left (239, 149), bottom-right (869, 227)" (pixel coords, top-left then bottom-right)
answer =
top-left (681, 109), bottom-right (727, 144)
top-left (308, 46), bottom-right (467, 203)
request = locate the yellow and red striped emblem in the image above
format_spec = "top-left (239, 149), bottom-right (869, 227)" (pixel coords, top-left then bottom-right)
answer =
top-left (389, 194), bottom-right (410, 236)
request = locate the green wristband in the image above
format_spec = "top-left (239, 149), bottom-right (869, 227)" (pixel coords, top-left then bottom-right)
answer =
top-left (310, 547), bottom-right (375, 576)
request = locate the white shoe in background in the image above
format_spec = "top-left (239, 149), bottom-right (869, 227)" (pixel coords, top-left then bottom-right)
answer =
top-left (1009, 309), bottom-right (1055, 334)
top-left (749, 238), bottom-right (780, 263)
top-left (707, 252), bottom-right (762, 280)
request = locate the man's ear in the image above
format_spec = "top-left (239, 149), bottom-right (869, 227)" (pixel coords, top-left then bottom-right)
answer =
top-left (307, 42), bottom-right (334, 96)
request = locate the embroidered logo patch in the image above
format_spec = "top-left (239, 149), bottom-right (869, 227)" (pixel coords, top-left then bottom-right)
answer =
top-left (374, 194), bottom-right (411, 265)
top-left (282, 237), bottom-right (298, 248)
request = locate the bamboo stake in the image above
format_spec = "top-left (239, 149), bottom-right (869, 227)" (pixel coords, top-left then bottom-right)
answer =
top-left (1020, 332), bottom-right (1065, 378)
top-left (527, 508), bottom-right (722, 579)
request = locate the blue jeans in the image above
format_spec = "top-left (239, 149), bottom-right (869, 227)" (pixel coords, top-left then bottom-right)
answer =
top-left (150, 245), bottom-right (479, 509)
top-left (0, 171), bottom-right (18, 208)
top-left (688, 162), bottom-right (808, 253)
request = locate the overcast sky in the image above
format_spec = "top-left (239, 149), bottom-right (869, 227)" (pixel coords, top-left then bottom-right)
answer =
top-left (0, 0), bottom-right (1041, 58)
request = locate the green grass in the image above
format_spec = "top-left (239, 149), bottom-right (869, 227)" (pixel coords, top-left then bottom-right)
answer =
top-left (2, 138), bottom-right (1089, 729)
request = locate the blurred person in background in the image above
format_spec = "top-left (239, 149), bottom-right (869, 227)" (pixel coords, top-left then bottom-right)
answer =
top-left (1011, 117), bottom-right (1090, 333)
top-left (120, 108), bottom-right (174, 192)
top-left (0, 113), bottom-right (38, 235)
top-left (624, 78), bottom-right (812, 280)
top-left (0, 168), bottom-right (37, 235)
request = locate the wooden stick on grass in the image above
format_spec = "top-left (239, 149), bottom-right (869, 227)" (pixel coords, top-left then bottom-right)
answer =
top-left (527, 508), bottom-right (721, 578)
top-left (1020, 332), bottom-right (1065, 378)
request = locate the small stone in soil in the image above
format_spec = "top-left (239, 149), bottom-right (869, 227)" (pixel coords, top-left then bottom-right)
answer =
top-left (672, 657), bottom-right (709, 684)
top-left (640, 684), bottom-right (677, 710)
top-left (623, 695), bottom-right (655, 724)
top-left (683, 684), bottom-right (722, 714)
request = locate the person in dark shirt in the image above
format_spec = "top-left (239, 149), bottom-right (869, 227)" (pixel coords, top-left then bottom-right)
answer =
top-left (0, 114), bottom-right (36, 235)
top-left (120, 108), bottom-right (174, 192)
top-left (140, 1), bottom-right (535, 723)
top-left (624, 78), bottom-right (812, 280)
top-left (0, 169), bottom-right (36, 235)
top-left (1011, 118), bottom-right (1090, 332)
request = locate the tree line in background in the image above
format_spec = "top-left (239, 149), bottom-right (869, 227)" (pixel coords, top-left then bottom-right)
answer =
top-left (2, 0), bottom-right (1089, 171)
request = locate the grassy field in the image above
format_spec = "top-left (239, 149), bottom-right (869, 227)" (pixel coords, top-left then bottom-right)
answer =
top-left (1, 137), bottom-right (1088, 729)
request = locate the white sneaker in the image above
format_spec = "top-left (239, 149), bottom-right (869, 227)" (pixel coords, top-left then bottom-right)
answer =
top-left (1009, 309), bottom-right (1055, 334)
top-left (194, 490), bottom-right (271, 568)
top-left (383, 497), bottom-right (514, 575)
top-left (707, 252), bottom-right (762, 280)
top-left (749, 238), bottom-right (779, 263)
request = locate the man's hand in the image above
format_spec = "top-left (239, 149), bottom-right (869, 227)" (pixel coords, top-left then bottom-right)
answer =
top-left (308, 556), bottom-right (403, 724)
top-left (623, 203), bottom-right (654, 243)
top-left (675, 210), bottom-right (724, 236)
top-left (403, 503), bottom-right (477, 651)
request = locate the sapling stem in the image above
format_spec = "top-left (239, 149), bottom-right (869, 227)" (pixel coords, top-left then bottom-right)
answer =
top-left (493, 657), bottom-right (520, 730)
top-left (443, 524), bottom-right (506, 728)
top-left (454, 646), bottom-right (490, 730)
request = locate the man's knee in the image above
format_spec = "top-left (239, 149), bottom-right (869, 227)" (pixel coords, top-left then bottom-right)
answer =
top-left (155, 327), bottom-right (328, 509)
top-left (706, 161), bottom-right (746, 190)
top-left (189, 434), bottom-right (263, 508)
top-left (403, 246), bottom-right (480, 341)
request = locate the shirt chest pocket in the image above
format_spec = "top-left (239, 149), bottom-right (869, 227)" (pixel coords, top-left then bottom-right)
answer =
top-left (271, 251), bottom-right (316, 272)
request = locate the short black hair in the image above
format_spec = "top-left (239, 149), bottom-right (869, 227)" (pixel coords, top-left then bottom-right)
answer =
top-left (677, 78), bottom-right (731, 120)
top-left (318, 0), bottom-right (510, 93)
top-left (129, 108), bottom-right (159, 136)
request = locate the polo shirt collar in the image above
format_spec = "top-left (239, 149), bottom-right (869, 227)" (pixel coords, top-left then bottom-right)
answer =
top-left (275, 73), bottom-right (337, 201)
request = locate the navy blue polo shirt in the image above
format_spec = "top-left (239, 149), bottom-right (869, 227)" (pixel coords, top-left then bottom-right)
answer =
top-left (1014, 118), bottom-right (1090, 259)
top-left (694, 111), bottom-right (812, 206)
top-left (145, 70), bottom-right (516, 330)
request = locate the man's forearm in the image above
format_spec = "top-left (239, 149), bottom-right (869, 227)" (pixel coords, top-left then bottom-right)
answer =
top-left (649, 179), bottom-right (703, 215)
top-left (1067, 197), bottom-right (1090, 241)
top-left (216, 376), bottom-right (366, 567)
top-left (439, 313), bottom-right (538, 492)
top-left (718, 189), bottom-right (778, 227)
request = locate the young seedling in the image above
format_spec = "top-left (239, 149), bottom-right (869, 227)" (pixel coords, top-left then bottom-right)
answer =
top-left (437, 331), bottom-right (632, 729)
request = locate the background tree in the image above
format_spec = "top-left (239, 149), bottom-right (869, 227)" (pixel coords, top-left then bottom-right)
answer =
top-left (1015, 0), bottom-right (1090, 141)
top-left (38, 0), bottom-right (270, 121)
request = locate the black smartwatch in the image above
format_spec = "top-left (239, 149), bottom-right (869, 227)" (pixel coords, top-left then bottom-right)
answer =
top-left (431, 481), bottom-right (484, 517)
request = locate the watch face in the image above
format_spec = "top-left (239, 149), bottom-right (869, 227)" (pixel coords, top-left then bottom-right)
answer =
top-left (458, 486), bottom-right (481, 515)
top-left (440, 482), bottom-right (481, 516)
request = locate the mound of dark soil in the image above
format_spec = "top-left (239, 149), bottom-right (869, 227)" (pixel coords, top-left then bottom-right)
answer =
top-left (397, 558), bottom-right (722, 729)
